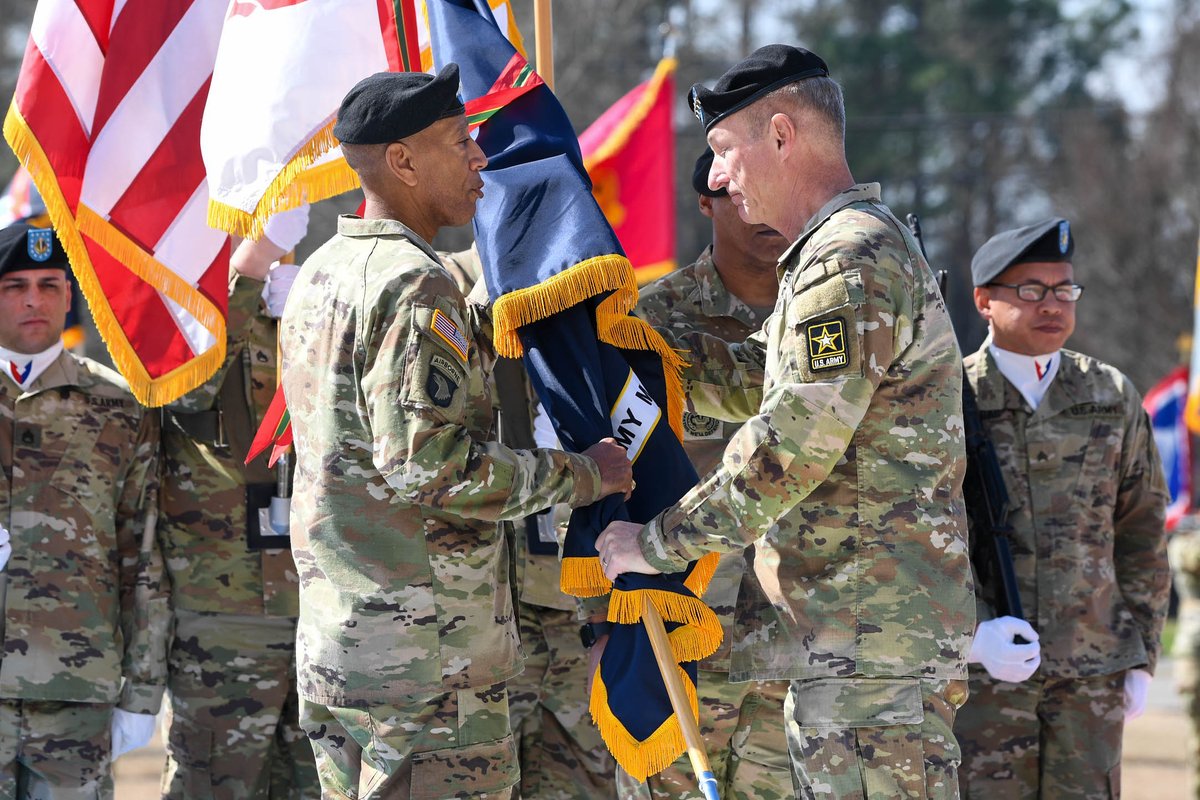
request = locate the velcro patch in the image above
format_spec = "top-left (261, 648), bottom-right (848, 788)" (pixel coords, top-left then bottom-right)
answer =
top-left (807, 317), bottom-right (848, 372)
top-left (430, 309), bottom-right (468, 362)
top-left (425, 353), bottom-right (461, 408)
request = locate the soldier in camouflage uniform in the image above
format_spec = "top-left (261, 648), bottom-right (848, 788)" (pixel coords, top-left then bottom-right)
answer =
top-left (616, 147), bottom-right (790, 800)
top-left (954, 218), bottom-right (1170, 798)
top-left (280, 68), bottom-right (633, 799)
top-left (597, 45), bottom-right (974, 798)
top-left (1169, 515), bottom-right (1200, 799)
top-left (0, 222), bottom-right (168, 798)
top-left (158, 209), bottom-right (318, 799)
top-left (440, 249), bottom-right (617, 800)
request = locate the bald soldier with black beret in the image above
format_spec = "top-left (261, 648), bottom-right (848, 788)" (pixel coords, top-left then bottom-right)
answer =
top-left (279, 66), bottom-right (633, 798)
top-left (955, 219), bottom-right (1170, 798)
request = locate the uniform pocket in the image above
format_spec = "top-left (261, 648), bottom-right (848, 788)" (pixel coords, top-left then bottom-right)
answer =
top-left (408, 735), bottom-right (518, 800)
top-left (791, 676), bottom-right (924, 728)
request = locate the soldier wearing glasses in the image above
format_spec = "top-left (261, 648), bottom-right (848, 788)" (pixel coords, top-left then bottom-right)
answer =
top-left (955, 218), bottom-right (1170, 798)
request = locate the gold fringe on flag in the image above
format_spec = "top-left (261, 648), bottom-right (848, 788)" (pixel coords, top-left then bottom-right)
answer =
top-left (560, 555), bottom-right (611, 597)
top-left (589, 663), bottom-right (699, 783)
top-left (4, 104), bottom-right (227, 407)
top-left (608, 584), bottom-right (723, 664)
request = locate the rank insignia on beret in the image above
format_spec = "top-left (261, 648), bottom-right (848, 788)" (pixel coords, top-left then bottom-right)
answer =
top-left (430, 309), bottom-right (468, 362)
top-left (807, 318), bottom-right (847, 372)
top-left (426, 354), bottom-right (460, 408)
top-left (1058, 220), bottom-right (1070, 254)
top-left (692, 92), bottom-right (703, 122)
top-left (27, 229), bottom-right (52, 262)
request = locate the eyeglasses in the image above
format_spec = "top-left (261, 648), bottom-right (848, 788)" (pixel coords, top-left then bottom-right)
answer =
top-left (987, 281), bottom-right (1085, 303)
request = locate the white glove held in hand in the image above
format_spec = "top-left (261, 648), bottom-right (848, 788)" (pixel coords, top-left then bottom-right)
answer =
top-left (110, 709), bottom-right (156, 759)
top-left (0, 525), bottom-right (9, 572)
top-left (261, 203), bottom-right (310, 253)
top-left (969, 616), bottom-right (1041, 683)
top-left (1124, 668), bottom-right (1152, 720)
top-left (264, 263), bottom-right (301, 318)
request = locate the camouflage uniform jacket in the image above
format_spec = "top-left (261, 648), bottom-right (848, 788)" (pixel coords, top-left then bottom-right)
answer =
top-left (638, 184), bottom-right (974, 683)
top-left (281, 216), bottom-right (604, 706)
top-left (0, 351), bottom-right (167, 712)
top-left (1170, 523), bottom-right (1200, 662)
top-left (635, 246), bottom-right (771, 670)
top-left (965, 345), bottom-right (1169, 676)
top-left (160, 273), bottom-right (299, 618)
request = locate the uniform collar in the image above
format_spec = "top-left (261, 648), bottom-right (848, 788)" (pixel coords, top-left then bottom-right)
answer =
top-left (692, 246), bottom-right (770, 328)
top-left (971, 342), bottom-right (1090, 418)
top-left (336, 215), bottom-right (442, 265)
top-left (1, 348), bottom-right (82, 396)
top-left (777, 183), bottom-right (882, 270)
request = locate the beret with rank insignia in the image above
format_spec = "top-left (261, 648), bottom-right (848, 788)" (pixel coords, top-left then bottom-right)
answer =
top-left (333, 64), bottom-right (466, 145)
top-left (971, 217), bottom-right (1074, 286)
top-left (688, 44), bottom-right (830, 132)
top-left (0, 222), bottom-right (70, 278)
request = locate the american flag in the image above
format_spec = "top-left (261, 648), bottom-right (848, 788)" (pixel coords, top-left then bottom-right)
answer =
top-left (5, 0), bottom-right (230, 406)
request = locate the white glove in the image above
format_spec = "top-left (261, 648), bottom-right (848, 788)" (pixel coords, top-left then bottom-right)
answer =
top-left (110, 709), bottom-right (156, 759)
top-left (1124, 668), bottom-right (1152, 720)
top-left (968, 616), bottom-right (1041, 683)
top-left (264, 262), bottom-right (301, 318)
top-left (261, 203), bottom-right (310, 253)
top-left (0, 525), bottom-right (9, 572)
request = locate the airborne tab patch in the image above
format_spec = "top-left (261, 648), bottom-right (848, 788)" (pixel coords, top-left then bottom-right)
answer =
top-left (425, 353), bottom-right (461, 408)
top-left (430, 309), bottom-right (468, 362)
top-left (807, 317), bottom-right (847, 372)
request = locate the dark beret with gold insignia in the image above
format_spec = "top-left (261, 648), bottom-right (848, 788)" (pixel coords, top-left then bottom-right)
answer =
top-left (688, 44), bottom-right (829, 132)
top-left (971, 218), bottom-right (1074, 286)
top-left (692, 148), bottom-right (727, 198)
top-left (0, 222), bottom-right (69, 278)
top-left (333, 64), bottom-right (466, 145)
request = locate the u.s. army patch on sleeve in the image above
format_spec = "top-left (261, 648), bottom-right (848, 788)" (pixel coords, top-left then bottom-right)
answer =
top-left (807, 317), bottom-right (848, 372)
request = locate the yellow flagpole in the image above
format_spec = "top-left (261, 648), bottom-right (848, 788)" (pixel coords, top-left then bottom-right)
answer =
top-left (534, 0), bottom-right (554, 91)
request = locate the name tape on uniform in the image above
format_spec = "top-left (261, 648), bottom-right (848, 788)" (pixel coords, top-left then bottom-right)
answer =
top-left (609, 369), bottom-right (661, 464)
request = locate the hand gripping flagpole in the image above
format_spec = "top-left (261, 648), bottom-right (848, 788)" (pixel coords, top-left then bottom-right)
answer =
top-left (642, 599), bottom-right (720, 800)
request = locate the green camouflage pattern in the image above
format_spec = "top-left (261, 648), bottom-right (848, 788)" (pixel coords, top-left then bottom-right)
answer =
top-left (162, 609), bottom-right (316, 799)
top-left (1168, 519), bottom-right (1200, 797)
top-left (279, 215), bottom-right (603, 706)
top-left (635, 246), bottom-right (772, 671)
top-left (956, 668), bottom-right (1123, 798)
top-left (616, 677), bottom-right (790, 800)
top-left (638, 184), bottom-right (975, 684)
top-left (786, 677), bottom-right (968, 799)
top-left (509, 604), bottom-right (614, 799)
top-left (0, 351), bottom-right (167, 714)
top-left (160, 273), bottom-right (300, 618)
top-left (964, 345), bottom-right (1170, 675)
top-left (302, 684), bottom-right (517, 799)
top-left (0, 700), bottom-right (114, 798)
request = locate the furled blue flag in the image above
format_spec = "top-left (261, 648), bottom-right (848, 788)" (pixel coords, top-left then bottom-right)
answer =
top-left (425, 0), bottom-right (721, 780)
top-left (1144, 364), bottom-right (1191, 531)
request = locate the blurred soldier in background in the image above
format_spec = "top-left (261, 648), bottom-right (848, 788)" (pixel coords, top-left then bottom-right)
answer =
top-left (0, 222), bottom-right (168, 797)
top-left (158, 206), bottom-right (318, 799)
top-left (1170, 514), bottom-right (1200, 799)
top-left (617, 147), bottom-right (790, 800)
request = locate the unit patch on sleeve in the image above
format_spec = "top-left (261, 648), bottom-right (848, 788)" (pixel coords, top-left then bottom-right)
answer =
top-left (807, 317), bottom-right (848, 372)
top-left (425, 353), bottom-right (461, 408)
top-left (682, 411), bottom-right (721, 440)
top-left (430, 308), bottom-right (469, 362)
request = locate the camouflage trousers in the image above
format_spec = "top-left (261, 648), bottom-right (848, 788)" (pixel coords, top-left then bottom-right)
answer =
top-left (0, 699), bottom-right (113, 799)
top-left (786, 676), bottom-right (968, 800)
top-left (161, 609), bottom-right (317, 799)
top-left (1176, 659), bottom-right (1200, 800)
top-left (615, 673), bottom-right (790, 800)
top-left (508, 603), bottom-right (614, 799)
top-left (955, 667), bottom-right (1124, 799)
top-left (301, 683), bottom-right (518, 799)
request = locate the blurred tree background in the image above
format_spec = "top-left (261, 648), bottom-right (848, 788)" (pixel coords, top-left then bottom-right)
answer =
top-left (0, 0), bottom-right (1196, 390)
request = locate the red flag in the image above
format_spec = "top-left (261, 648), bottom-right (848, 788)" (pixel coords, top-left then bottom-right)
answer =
top-left (5, 0), bottom-right (230, 406)
top-left (579, 58), bottom-right (677, 285)
top-left (246, 383), bottom-right (292, 467)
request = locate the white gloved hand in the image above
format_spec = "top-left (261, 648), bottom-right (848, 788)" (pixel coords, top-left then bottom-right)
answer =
top-left (264, 262), bottom-right (301, 318)
top-left (110, 709), bottom-right (157, 759)
top-left (0, 525), bottom-right (9, 572)
top-left (261, 203), bottom-right (310, 253)
top-left (1124, 668), bottom-right (1152, 720)
top-left (968, 616), bottom-right (1041, 683)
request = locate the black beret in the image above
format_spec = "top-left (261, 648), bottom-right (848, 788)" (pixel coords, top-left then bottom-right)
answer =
top-left (333, 64), bottom-right (465, 145)
top-left (0, 222), bottom-right (69, 279)
top-left (689, 44), bottom-right (829, 132)
top-left (692, 148), bottom-right (727, 198)
top-left (971, 218), bottom-right (1074, 286)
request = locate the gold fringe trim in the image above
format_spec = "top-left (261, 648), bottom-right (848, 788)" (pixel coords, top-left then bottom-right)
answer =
top-left (589, 662), bottom-right (698, 782)
top-left (560, 556), bottom-right (612, 597)
top-left (4, 104), bottom-right (227, 407)
top-left (206, 120), bottom-right (359, 239)
top-left (683, 552), bottom-right (721, 599)
top-left (583, 58), bottom-right (677, 173)
top-left (608, 587), bottom-right (723, 664)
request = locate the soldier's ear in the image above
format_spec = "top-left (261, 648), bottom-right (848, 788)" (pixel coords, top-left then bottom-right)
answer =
top-left (769, 112), bottom-right (795, 156)
top-left (974, 286), bottom-right (992, 320)
top-left (698, 194), bottom-right (714, 219)
top-left (386, 141), bottom-right (419, 188)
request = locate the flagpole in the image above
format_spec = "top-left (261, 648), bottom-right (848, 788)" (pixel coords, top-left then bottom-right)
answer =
top-left (642, 599), bottom-right (720, 800)
top-left (534, 0), bottom-right (554, 91)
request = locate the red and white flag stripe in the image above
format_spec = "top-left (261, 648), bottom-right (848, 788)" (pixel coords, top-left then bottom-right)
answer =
top-left (6, 0), bottom-right (229, 406)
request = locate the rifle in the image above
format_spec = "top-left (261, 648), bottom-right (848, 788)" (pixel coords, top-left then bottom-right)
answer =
top-left (906, 214), bottom-right (1026, 626)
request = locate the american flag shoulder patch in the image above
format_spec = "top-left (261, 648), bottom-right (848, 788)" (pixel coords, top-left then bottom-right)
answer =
top-left (430, 309), bottom-right (469, 362)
